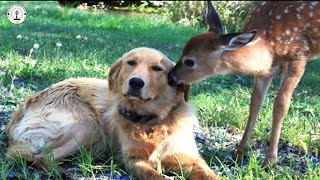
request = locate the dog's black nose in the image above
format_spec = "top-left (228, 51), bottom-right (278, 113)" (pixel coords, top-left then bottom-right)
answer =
top-left (129, 77), bottom-right (145, 90)
top-left (168, 72), bottom-right (177, 86)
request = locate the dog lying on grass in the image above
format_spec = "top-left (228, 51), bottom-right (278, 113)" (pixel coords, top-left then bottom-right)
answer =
top-left (6, 47), bottom-right (217, 179)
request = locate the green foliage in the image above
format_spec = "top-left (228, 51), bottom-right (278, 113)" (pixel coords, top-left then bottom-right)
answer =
top-left (164, 1), bottom-right (206, 28)
top-left (118, 1), bottom-right (166, 14)
top-left (212, 1), bottom-right (255, 33)
top-left (164, 1), bottom-right (255, 32)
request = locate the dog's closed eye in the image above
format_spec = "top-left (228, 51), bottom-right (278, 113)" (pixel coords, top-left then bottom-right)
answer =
top-left (152, 66), bottom-right (162, 72)
top-left (127, 60), bottom-right (136, 66)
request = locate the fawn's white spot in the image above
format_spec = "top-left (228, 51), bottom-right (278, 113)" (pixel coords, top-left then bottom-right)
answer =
top-left (289, 37), bottom-right (294, 42)
top-left (296, 14), bottom-right (301, 20)
top-left (285, 29), bottom-right (291, 36)
top-left (309, 12), bottom-right (314, 18)
top-left (296, 4), bottom-right (305, 12)
top-left (282, 48), bottom-right (288, 54)
top-left (294, 27), bottom-right (299, 32)
top-left (311, 1), bottom-right (318, 6)
top-left (270, 41), bottom-right (275, 46)
top-left (276, 15), bottom-right (281, 20)
top-left (284, 7), bottom-right (289, 13)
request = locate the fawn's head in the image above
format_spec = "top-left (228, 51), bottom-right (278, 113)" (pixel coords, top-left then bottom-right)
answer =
top-left (169, 1), bottom-right (271, 86)
top-left (169, 1), bottom-right (320, 86)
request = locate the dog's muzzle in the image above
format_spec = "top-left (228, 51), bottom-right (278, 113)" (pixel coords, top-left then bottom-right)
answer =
top-left (127, 77), bottom-right (144, 99)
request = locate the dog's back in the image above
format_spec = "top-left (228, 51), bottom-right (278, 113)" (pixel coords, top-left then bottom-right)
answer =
top-left (7, 78), bottom-right (110, 162)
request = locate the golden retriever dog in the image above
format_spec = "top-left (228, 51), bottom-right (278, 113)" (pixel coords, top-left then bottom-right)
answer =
top-left (7, 47), bottom-right (217, 180)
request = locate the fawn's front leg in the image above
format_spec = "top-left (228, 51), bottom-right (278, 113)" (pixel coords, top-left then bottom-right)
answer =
top-left (236, 77), bottom-right (272, 159)
top-left (263, 61), bottom-right (306, 166)
top-left (162, 153), bottom-right (218, 180)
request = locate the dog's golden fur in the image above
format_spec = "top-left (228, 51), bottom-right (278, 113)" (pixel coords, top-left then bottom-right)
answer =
top-left (7, 47), bottom-right (217, 179)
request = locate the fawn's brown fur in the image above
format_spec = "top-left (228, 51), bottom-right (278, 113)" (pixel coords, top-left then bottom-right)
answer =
top-left (169, 1), bottom-right (320, 165)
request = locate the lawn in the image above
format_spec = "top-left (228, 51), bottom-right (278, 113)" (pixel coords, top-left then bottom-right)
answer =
top-left (0, 1), bottom-right (319, 179)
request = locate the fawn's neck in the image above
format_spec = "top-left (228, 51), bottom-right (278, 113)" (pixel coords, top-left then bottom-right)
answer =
top-left (222, 36), bottom-right (275, 77)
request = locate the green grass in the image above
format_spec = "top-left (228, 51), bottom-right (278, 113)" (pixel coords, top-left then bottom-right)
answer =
top-left (0, 1), bottom-right (319, 179)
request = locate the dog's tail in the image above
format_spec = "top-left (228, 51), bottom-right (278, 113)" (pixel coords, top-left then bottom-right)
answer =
top-left (6, 143), bottom-right (39, 162)
top-left (7, 143), bottom-right (74, 179)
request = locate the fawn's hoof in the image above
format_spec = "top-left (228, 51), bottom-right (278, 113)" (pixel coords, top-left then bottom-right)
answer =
top-left (261, 155), bottom-right (277, 168)
top-left (234, 147), bottom-right (248, 164)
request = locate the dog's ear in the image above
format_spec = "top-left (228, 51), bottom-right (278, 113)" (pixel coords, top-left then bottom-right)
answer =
top-left (183, 84), bottom-right (191, 102)
top-left (108, 60), bottom-right (122, 93)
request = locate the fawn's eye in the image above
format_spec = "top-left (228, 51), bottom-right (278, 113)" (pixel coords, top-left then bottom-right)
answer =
top-left (184, 59), bottom-right (195, 67)
top-left (127, 60), bottom-right (136, 66)
top-left (152, 66), bottom-right (162, 72)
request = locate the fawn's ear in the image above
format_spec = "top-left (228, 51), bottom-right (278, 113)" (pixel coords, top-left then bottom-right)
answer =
top-left (108, 60), bottom-right (122, 93)
top-left (206, 0), bottom-right (224, 34)
top-left (222, 30), bottom-right (257, 51)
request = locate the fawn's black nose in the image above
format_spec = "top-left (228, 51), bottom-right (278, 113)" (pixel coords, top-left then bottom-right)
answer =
top-left (168, 72), bottom-right (177, 86)
top-left (129, 77), bottom-right (145, 90)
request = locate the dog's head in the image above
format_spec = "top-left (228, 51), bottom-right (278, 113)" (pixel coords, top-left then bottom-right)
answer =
top-left (108, 47), bottom-right (190, 120)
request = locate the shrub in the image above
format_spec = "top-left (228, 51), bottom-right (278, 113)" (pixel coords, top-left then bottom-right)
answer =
top-left (213, 1), bottom-right (255, 33)
top-left (164, 1), bottom-right (255, 32)
top-left (164, 1), bottom-right (205, 27)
